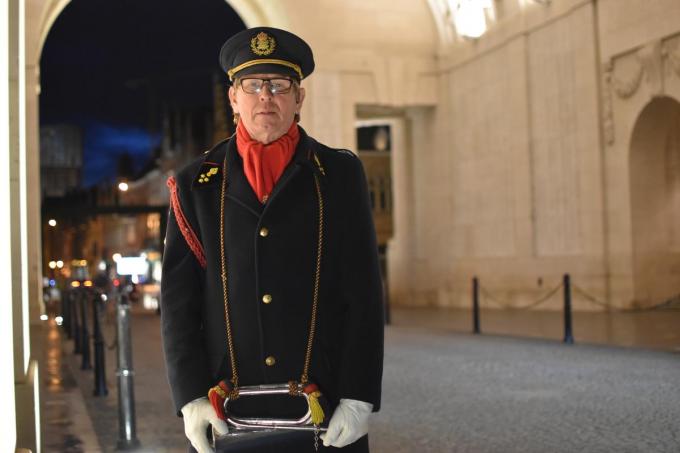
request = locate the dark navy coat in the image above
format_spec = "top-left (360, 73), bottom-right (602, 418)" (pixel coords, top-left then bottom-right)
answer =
top-left (161, 127), bottom-right (384, 451)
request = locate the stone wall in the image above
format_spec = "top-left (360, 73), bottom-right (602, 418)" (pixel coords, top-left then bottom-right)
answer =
top-left (388, 0), bottom-right (680, 310)
top-left (24, 0), bottom-right (680, 315)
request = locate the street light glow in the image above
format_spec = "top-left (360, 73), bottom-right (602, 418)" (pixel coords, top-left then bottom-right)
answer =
top-left (48, 261), bottom-right (57, 269)
top-left (56, 260), bottom-right (64, 268)
top-left (118, 182), bottom-right (129, 192)
top-left (48, 219), bottom-right (57, 227)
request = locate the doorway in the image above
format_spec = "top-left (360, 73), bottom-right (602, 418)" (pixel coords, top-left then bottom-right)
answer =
top-left (629, 96), bottom-right (680, 306)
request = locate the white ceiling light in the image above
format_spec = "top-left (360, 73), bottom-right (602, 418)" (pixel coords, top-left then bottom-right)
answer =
top-left (449, 0), bottom-right (495, 39)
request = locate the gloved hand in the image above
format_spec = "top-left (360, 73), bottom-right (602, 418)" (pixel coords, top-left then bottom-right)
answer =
top-left (181, 397), bottom-right (229, 453)
top-left (320, 398), bottom-right (373, 448)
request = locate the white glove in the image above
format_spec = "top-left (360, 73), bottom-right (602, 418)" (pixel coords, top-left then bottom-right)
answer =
top-left (320, 398), bottom-right (373, 448)
top-left (180, 397), bottom-right (229, 453)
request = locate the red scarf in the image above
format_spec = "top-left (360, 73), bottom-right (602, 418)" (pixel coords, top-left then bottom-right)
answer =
top-left (236, 121), bottom-right (300, 203)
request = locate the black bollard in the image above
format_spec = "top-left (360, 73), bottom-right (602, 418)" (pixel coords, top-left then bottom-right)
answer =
top-left (92, 290), bottom-right (108, 396)
top-left (383, 278), bottom-right (391, 326)
top-left (563, 274), bottom-right (574, 344)
top-left (80, 288), bottom-right (92, 369)
top-left (72, 290), bottom-right (82, 354)
top-left (116, 291), bottom-right (140, 450)
top-left (473, 276), bottom-right (480, 334)
top-left (62, 290), bottom-right (72, 338)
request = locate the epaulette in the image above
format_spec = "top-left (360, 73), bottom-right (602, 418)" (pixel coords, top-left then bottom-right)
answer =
top-left (192, 160), bottom-right (222, 189)
top-left (335, 148), bottom-right (357, 158)
top-left (192, 137), bottom-right (230, 189)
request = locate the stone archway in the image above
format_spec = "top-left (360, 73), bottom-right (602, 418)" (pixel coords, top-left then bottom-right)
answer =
top-left (629, 96), bottom-right (680, 306)
top-left (27, 0), bottom-right (280, 314)
top-left (35, 0), bottom-right (280, 58)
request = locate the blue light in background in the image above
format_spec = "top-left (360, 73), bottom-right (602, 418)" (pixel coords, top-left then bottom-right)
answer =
top-left (82, 121), bottom-right (162, 187)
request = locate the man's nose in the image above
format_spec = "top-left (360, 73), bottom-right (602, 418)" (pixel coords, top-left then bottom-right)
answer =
top-left (258, 82), bottom-right (274, 100)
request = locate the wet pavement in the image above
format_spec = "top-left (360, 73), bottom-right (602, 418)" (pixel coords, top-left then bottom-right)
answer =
top-left (40, 305), bottom-right (680, 452)
top-left (38, 320), bottom-right (101, 452)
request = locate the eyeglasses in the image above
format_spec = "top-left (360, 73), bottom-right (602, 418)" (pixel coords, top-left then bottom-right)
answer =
top-left (238, 77), bottom-right (295, 95)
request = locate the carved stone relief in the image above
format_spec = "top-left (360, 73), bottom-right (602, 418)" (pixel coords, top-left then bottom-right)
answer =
top-left (637, 42), bottom-right (664, 97)
top-left (601, 33), bottom-right (680, 146)
top-left (601, 62), bottom-right (614, 146)
top-left (662, 34), bottom-right (680, 79)
top-left (611, 52), bottom-right (644, 99)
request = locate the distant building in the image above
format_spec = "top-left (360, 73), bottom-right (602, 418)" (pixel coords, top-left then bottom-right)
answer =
top-left (40, 124), bottom-right (83, 197)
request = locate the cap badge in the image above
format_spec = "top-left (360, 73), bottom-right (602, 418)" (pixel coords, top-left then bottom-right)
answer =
top-left (250, 32), bottom-right (276, 56)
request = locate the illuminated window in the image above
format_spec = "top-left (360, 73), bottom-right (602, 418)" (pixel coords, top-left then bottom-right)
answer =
top-left (146, 213), bottom-right (161, 236)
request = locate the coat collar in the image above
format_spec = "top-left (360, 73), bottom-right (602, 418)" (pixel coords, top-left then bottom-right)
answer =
top-left (215, 126), bottom-right (323, 216)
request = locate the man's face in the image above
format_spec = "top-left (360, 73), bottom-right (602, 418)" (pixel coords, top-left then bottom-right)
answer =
top-left (228, 73), bottom-right (305, 144)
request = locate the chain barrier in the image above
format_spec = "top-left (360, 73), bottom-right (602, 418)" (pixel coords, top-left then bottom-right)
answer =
top-left (472, 273), bottom-right (679, 345)
top-left (570, 283), bottom-right (610, 309)
top-left (476, 287), bottom-right (508, 308)
top-left (571, 283), bottom-right (680, 312)
top-left (478, 282), bottom-right (563, 311)
top-left (477, 278), bottom-right (679, 312)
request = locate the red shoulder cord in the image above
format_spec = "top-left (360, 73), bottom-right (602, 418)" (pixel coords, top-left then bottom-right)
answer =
top-left (166, 176), bottom-right (207, 269)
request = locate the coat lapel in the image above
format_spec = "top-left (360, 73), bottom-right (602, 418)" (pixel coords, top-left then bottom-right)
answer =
top-left (262, 128), bottom-right (317, 211)
top-left (225, 138), bottom-right (265, 217)
top-left (223, 127), bottom-right (320, 218)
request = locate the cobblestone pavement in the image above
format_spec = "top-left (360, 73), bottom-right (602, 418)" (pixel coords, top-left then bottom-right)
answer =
top-left (47, 307), bottom-right (680, 452)
top-left (372, 327), bottom-right (680, 453)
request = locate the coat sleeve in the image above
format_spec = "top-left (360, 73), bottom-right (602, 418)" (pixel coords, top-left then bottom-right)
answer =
top-left (337, 156), bottom-right (384, 412)
top-left (161, 180), bottom-right (212, 416)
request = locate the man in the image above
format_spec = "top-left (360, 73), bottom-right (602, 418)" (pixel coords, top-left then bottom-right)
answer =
top-left (161, 27), bottom-right (384, 453)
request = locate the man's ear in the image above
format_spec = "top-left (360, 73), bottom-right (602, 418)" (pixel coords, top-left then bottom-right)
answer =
top-left (296, 86), bottom-right (306, 110)
top-left (228, 86), bottom-right (238, 113)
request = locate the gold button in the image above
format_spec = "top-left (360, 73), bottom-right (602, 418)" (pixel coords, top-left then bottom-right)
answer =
top-left (265, 356), bottom-right (276, 366)
top-left (262, 294), bottom-right (272, 304)
top-left (259, 227), bottom-right (269, 237)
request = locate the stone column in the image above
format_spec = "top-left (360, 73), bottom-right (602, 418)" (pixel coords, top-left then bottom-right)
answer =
top-left (26, 63), bottom-right (44, 323)
top-left (1, 1), bottom-right (20, 450)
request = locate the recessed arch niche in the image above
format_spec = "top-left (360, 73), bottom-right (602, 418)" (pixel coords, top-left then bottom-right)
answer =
top-left (629, 96), bottom-right (680, 306)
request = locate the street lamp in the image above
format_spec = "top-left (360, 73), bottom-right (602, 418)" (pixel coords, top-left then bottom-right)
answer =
top-left (118, 181), bottom-right (129, 192)
top-left (48, 219), bottom-right (57, 227)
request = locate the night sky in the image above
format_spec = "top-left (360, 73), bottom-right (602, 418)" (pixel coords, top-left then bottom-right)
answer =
top-left (40, 0), bottom-right (244, 186)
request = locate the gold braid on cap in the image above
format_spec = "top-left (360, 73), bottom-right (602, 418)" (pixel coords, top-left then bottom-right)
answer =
top-left (228, 59), bottom-right (303, 81)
